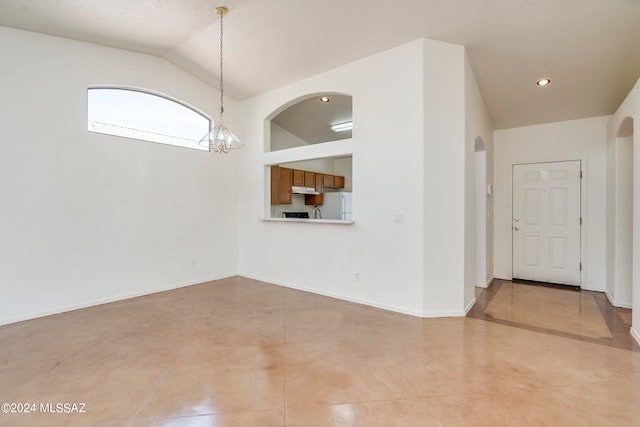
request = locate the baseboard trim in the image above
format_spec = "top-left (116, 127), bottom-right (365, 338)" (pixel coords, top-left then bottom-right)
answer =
top-left (420, 310), bottom-right (469, 318)
top-left (475, 276), bottom-right (494, 288)
top-left (464, 296), bottom-right (477, 315)
top-left (239, 273), bottom-right (467, 318)
top-left (580, 285), bottom-right (605, 292)
top-left (605, 290), bottom-right (615, 306)
top-left (631, 327), bottom-right (640, 347)
top-left (604, 290), bottom-right (633, 309)
top-left (0, 272), bottom-right (237, 326)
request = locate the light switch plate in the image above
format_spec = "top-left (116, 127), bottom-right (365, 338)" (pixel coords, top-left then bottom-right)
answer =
top-left (393, 213), bottom-right (404, 223)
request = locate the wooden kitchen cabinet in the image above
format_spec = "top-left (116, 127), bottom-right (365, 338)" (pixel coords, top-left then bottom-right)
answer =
top-left (293, 169), bottom-right (317, 188)
top-left (292, 169), bottom-right (305, 187)
top-left (272, 166), bottom-right (345, 206)
top-left (323, 174), bottom-right (335, 188)
top-left (305, 173), bottom-right (324, 206)
top-left (304, 171), bottom-right (315, 187)
top-left (322, 174), bottom-right (345, 189)
top-left (271, 165), bottom-right (292, 204)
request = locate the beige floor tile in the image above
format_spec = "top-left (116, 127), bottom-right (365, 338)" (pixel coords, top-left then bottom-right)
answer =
top-left (285, 399), bottom-right (440, 427)
top-left (130, 410), bottom-right (284, 427)
top-left (423, 390), bottom-right (585, 427)
top-left (517, 341), bottom-right (637, 387)
top-left (137, 345), bottom-right (284, 418)
top-left (0, 412), bottom-right (90, 427)
top-left (620, 310), bottom-right (633, 327)
top-left (284, 340), bottom-right (416, 408)
top-left (422, 392), bottom-right (514, 427)
top-left (541, 379), bottom-right (640, 426)
top-left (420, 317), bottom-right (494, 336)
top-left (5, 353), bottom-right (170, 426)
top-left (356, 306), bottom-right (427, 345)
top-left (0, 313), bottom-right (105, 359)
top-left (182, 309), bottom-right (285, 347)
top-left (1, 276), bottom-right (638, 427)
top-left (399, 344), bottom-right (539, 397)
top-left (0, 350), bottom-right (72, 397)
top-left (284, 288), bottom-right (352, 311)
top-left (284, 306), bottom-right (375, 344)
top-left (0, 318), bottom-right (34, 340)
top-left (485, 283), bottom-right (612, 339)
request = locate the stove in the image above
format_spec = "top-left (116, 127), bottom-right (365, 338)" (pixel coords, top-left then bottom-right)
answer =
top-left (282, 212), bottom-right (310, 219)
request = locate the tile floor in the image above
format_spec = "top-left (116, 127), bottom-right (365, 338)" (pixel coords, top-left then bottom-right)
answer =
top-left (0, 276), bottom-right (639, 426)
top-left (469, 279), bottom-right (639, 351)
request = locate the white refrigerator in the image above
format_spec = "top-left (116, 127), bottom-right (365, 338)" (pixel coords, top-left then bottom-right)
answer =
top-left (322, 192), bottom-right (352, 220)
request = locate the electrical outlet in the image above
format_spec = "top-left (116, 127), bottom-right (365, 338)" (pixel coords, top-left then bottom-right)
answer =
top-left (354, 272), bottom-right (360, 281)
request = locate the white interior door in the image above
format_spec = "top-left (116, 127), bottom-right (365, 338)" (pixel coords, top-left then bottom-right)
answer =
top-left (512, 161), bottom-right (581, 285)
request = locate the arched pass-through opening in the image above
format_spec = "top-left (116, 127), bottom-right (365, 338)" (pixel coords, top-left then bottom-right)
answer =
top-left (263, 92), bottom-right (354, 220)
top-left (614, 117), bottom-right (634, 310)
top-left (264, 92), bottom-right (353, 152)
top-left (475, 137), bottom-right (488, 287)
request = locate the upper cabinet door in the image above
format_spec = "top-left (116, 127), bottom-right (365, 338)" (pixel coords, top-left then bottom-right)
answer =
top-left (304, 171), bottom-right (315, 187)
top-left (323, 174), bottom-right (335, 188)
top-left (293, 169), bottom-right (305, 187)
top-left (270, 165), bottom-right (293, 205)
top-left (279, 168), bottom-right (293, 204)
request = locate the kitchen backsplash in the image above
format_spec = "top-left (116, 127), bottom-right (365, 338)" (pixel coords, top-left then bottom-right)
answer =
top-left (270, 193), bottom-right (313, 218)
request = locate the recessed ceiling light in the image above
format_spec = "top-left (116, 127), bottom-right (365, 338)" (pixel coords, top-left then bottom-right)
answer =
top-left (320, 96), bottom-right (330, 103)
top-left (536, 78), bottom-right (551, 87)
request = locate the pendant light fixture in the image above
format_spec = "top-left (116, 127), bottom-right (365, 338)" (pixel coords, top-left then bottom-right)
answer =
top-left (199, 6), bottom-right (243, 153)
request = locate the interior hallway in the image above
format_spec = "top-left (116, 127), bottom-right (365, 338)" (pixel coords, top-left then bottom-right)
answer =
top-left (1, 276), bottom-right (639, 426)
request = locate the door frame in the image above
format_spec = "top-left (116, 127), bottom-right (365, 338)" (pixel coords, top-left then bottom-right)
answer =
top-left (507, 157), bottom-right (587, 288)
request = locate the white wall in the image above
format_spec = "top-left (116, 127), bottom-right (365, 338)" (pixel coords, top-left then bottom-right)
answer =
top-left (237, 40), bottom-right (425, 316)
top-left (237, 39), bottom-right (472, 317)
top-left (494, 116), bottom-right (609, 291)
top-left (606, 116), bottom-right (633, 309)
top-left (421, 40), bottom-right (467, 315)
top-left (271, 123), bottom-right (309, 151)
top-left (613, 137), bottom-right (633, 307)
top-left (606, 124), bottom-right (616, 300)
top-left (464, 54), bottom-right (495, 300)
top-left (334, 157), bottom-right (353, 192)
top-left (475, 149), bottom-right (487, 285)
top-left (0, 29), bottom-right (491, 322)
top-left (0, 27), bottom-right (239, 324)
top-left (606, 78), bottom-right (640, 345)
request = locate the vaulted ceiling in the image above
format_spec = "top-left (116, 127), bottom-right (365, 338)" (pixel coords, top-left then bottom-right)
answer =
top-left (1, 0), bottom-right (639, 129)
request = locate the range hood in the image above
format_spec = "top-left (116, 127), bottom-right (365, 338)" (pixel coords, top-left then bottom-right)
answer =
top-left (291, 186), bottom-right (320, 195)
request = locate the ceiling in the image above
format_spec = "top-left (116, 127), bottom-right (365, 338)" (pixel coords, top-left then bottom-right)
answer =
top-left (1, 0), bottom-right (639, 129)
top-left (272, 95), bottom-right (352, 144)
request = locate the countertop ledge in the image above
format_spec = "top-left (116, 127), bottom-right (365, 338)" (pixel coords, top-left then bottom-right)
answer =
top-left (261, 217), bottom-right (355, 225)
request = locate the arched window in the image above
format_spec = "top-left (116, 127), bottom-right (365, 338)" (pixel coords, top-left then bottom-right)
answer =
top-left (87, 88), bottom-right (210, 151)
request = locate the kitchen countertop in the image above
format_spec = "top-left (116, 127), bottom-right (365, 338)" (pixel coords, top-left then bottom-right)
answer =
top-left (261, 217), bottom-right (355, 225)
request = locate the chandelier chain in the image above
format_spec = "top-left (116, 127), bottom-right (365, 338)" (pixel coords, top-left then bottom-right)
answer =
top-left (219, 8), bottom-right (224, 124)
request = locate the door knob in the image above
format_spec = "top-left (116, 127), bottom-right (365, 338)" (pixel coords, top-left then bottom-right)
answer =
top-left (514, 217), bottom-right (520, 222)
top-left (514, 226), bottom-right (520, 231)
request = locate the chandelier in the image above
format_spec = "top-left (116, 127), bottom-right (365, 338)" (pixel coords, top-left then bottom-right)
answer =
top-left (199, 6), bottom-right (243, 153)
